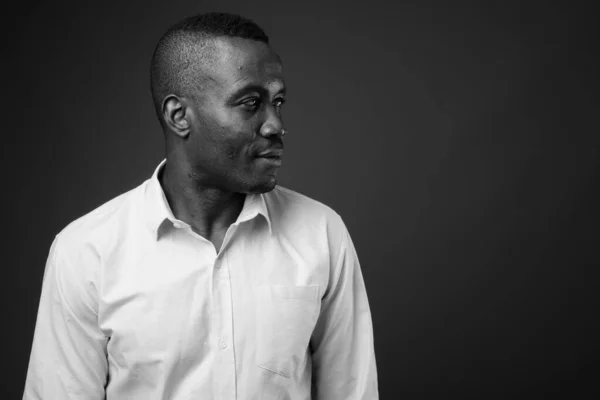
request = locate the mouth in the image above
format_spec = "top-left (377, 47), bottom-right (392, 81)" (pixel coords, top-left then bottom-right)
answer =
top-left (256, 149), bottom-right (284, 158)
top-left (256, 145), bottom-right (284, 165)
top-left (256, 155), bottom-right (282, 166)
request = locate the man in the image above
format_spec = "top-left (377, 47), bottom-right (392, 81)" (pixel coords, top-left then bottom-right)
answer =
top-left (24, 12), bottom-right (378, 399)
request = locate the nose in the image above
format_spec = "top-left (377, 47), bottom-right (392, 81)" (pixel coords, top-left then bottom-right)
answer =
top-left (259, 106), bottom-right (285, 138)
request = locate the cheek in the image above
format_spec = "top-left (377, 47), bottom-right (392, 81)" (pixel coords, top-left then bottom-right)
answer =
top-left (197, 107), bottom-right (259, 163)
top-left (219, 126), bottom-right (260, 162)
top-left (224, 140), bottom-right (238, 160)
top-left (218, 131), bottom-right (252, 163)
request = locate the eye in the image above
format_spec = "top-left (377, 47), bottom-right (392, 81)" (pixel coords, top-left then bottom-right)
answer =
top-left (273, 98), bottom-right (286, 108)
top-left (242, 98), bottom-right (261, 111)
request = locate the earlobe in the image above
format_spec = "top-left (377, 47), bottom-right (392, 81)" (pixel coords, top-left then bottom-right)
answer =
top-left (163, 96), bottom-right (190, 138)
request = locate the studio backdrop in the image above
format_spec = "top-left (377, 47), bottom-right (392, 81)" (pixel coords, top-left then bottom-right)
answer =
top-left (8, 0), bottom-right (598, 398)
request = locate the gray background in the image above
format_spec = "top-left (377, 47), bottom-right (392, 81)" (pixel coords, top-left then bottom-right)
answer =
top-left (8, 0), bottom-right (599, 398)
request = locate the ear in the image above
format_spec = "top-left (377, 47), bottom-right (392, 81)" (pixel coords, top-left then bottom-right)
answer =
top-left (162, 95), bottom-right (190, 138)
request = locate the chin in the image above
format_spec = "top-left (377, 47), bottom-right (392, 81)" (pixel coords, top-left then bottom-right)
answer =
top-left (244, 176), bottom-right (278, 194)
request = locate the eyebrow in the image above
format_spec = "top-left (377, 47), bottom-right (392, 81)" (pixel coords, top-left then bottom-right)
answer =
top-left (227, 83), bottom-right (286, 102)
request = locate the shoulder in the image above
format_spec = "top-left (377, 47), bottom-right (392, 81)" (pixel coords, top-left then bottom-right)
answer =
top-left (265, 185), bottom-right (349, 247)
top-left (53, 181), bottom-right (148, 260)
top-left (267, 185), bottom-right (343, 225)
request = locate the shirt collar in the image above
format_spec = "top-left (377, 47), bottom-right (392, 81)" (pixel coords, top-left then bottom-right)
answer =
top-left (143, 159), bottom-right (272, 240)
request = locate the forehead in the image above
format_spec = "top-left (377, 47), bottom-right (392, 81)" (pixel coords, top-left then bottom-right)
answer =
top-left (204, 37), bottom-right (284, 93)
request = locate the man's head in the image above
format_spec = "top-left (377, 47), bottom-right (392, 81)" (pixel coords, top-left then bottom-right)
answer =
top-left (150, 12), bottom-right (286, 194)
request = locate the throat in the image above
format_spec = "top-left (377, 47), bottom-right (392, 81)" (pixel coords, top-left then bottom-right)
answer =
top-left (160, 160), bottom-right (247, 245)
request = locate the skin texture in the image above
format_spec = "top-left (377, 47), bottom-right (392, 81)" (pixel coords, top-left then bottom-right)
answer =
top-left (159, 36), bottom-right (286, 252)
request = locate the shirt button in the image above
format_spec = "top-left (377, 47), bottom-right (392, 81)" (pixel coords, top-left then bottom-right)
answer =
top-left (173, 222), bottom-right (182, 229)
top-left (215, 263), bottom-right (221, 269)
top-left (219, 337), bottom-right (228, 349)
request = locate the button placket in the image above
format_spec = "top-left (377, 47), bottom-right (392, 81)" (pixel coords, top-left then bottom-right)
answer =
top-left (219, 335), bottom-right (228, 349)
top-left (213, 253), bottom-right (236, 399)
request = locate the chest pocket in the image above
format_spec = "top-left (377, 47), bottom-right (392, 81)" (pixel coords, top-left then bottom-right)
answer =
top-left (255, 285), bottom-right (320, 378)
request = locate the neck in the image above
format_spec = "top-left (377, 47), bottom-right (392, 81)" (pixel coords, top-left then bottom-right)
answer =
top-left (159, 158), bottom-right (246, 239)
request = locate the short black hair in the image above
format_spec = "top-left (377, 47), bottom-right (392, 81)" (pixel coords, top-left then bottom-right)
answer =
top-left (150, 12), bottom-right (270, 124)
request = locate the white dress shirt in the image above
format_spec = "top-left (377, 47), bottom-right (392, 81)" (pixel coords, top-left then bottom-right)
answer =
top-left (24, 159), bottom-right (379, 399)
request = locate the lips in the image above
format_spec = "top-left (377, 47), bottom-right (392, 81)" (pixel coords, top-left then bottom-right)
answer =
top-left (256, 149), bottom-right (284, 158)
top-left (255, 147), bottom-right (283, 167)
top-left (257, 156), bottom-right (282, 166)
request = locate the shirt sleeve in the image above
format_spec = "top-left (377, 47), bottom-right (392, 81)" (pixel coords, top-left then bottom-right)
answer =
top-left (310, 217), bottom-right (379, 399)
top-left (23, 236), bottom-right (108, 400)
